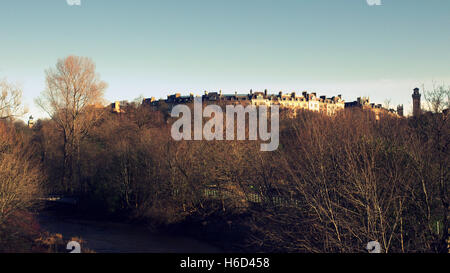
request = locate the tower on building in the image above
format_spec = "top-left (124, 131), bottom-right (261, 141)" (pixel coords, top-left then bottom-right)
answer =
top-left (28, 115), bottom-right (34, 128)
top-left (112, 101), bottom-right (121, 113)
top-left (412, 88), bottom-right (421, 117)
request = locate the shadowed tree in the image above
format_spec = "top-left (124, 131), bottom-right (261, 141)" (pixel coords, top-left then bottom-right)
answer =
top-left (421, 83), bottom-right (449, 252)
top-left (0, 84), bottom-right (42, 251)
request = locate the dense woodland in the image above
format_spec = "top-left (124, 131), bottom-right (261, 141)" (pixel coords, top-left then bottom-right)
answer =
top-left (0, 56), bottom-right (448, 253)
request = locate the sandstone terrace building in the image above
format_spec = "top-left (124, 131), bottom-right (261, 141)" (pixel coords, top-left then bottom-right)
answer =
top-left (142, 90), bottom-right (345, 116)
top-left (116, 90), bottom-right (404, 119)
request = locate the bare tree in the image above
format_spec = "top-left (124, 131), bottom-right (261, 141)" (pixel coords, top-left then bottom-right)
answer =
top-left (35, 56), bottom-right (107, 193)
top-left (0, 134), bottom-right (42, 225)
top-left (423, 83), bottom-right (450, 114)
top-left (0, 79), bottom-right (26, 120)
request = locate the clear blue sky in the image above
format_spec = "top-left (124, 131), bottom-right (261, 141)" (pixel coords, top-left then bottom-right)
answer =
top-left (1, 0), bottom-right (449, 118)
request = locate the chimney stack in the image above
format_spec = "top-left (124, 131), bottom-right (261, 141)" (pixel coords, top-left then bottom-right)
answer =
top-left (397, 105), bottom-right (404, 117)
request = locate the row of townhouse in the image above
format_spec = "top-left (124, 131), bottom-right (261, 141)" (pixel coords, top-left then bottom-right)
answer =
top-left (142, 89), bottom-right (346, 116)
